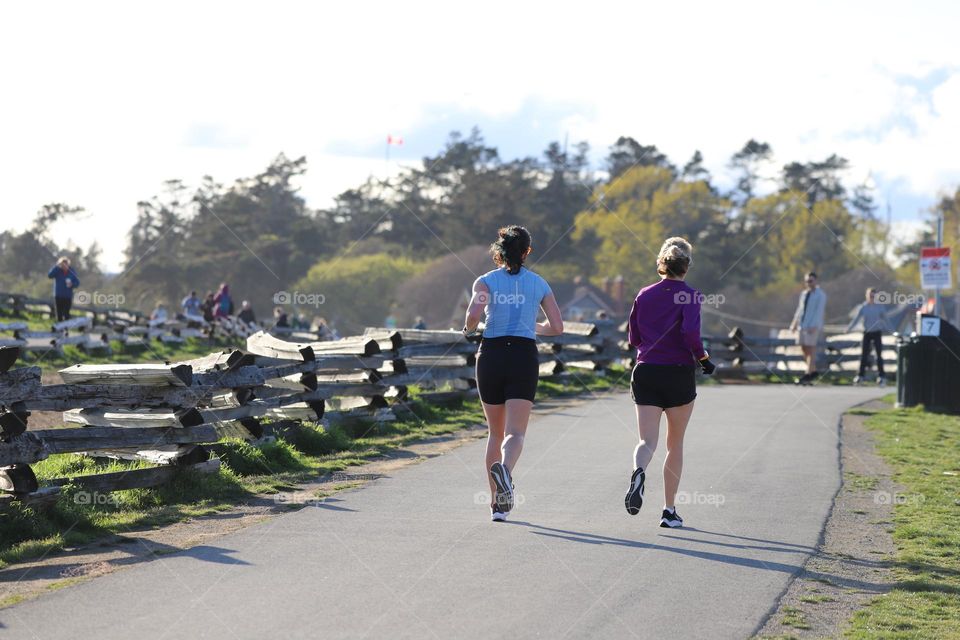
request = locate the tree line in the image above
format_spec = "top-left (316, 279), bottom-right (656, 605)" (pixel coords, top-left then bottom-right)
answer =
top-left (2, 129), bottom-right (955, 333)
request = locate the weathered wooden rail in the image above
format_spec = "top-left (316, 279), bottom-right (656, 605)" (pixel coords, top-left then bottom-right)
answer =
top-left (0, 292), bottom-right (279, 355)
top-left (0, 323), bottom-right (618, 508)
top-left (0, 312), bottom-right (898, 511)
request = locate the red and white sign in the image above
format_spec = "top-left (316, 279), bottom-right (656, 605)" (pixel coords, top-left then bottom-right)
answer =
top-left (386, 135), bottom-right (404, 146)
top-left (920, 247), bottom-right (952, 290)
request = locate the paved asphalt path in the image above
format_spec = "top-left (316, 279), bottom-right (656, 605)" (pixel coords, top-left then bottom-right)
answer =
top-left (2, 385), bottom-right (887, 640)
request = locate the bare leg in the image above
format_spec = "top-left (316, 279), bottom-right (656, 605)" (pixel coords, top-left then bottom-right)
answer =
top-left (501, 398), bottom-right (533, 472)
top-left (634, 405), bottom-right (663, 471)
top-left (801, 345), bottom-right (816, 375)
top-left (662, 401), bottom-right (695, 508)
top-left (481, 401), bottom-right (505, 507)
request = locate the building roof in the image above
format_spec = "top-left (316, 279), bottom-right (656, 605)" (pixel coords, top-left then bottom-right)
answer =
top-left (551, 279), bottom-right (619, 319)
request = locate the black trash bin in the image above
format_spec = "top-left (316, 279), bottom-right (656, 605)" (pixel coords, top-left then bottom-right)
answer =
top-left (897, 315), bottom-right (960, 414)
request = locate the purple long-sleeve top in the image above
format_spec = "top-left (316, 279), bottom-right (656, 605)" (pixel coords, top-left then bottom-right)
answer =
top-left (627, 279), bottom-right (707, 365)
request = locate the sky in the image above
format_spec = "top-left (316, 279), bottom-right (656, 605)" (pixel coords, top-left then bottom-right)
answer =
top-left (1, 0), bottom-right (958, 271)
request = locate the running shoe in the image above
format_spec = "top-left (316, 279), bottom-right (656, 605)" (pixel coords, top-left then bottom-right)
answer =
top-left (489, 462), bottom-right (515, 512)
top-left (878, 376), bottom-right (886, 387)
top-left (659, 507), bottom-right (683, 528)
top-left (852, 375), bottom-right (862, 386)
top-left (491, 505), bottom-right (507, 522)
top-left (624, 467), bottom-right (645, 515)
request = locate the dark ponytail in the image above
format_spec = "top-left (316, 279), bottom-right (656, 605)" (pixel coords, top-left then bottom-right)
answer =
top-left (490, 225), bottom-right (531, 275)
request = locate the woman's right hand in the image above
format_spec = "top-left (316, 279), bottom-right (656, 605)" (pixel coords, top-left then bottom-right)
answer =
top-left (699, 358), bottom-right (716, 375)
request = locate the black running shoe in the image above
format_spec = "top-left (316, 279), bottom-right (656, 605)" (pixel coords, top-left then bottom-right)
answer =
top-left (489, 462), bottom-right (515, 512)
top-left (659, 508), bottom-right (683, 528)
top-left (624, 467), bottom-right (645, 515)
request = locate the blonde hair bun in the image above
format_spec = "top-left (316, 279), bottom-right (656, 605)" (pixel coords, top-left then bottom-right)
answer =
top-left (657, 236), bottom-right (692, 277)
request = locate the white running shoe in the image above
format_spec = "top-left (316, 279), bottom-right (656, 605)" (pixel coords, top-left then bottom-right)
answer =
top-left (489, 462), bottom-right (515, 512)
top-left (659, 507), bottom-right (684, 528)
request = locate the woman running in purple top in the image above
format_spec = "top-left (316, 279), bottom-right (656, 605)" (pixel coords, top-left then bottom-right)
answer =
top-left (624, 237), bottom-right (715, 528)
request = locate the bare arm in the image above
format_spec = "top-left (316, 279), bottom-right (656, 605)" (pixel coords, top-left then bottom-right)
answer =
top-left (463, 279), bottom-right (488, 333)
top-left (536, 293), bottom-right (564, 336)
top-left (789, 296), bottom-right (801, 331)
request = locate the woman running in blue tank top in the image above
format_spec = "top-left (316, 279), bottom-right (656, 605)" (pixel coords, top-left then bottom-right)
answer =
top-left (463, 226), bottom-right (564, 522)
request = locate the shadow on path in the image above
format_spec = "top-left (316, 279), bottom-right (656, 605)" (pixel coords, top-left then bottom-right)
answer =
top-left (508, 521), bottom-right (894, 593)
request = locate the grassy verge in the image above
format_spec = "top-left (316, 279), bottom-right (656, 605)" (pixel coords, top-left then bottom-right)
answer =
top-left (0, 368), bottom-right (628, 569)
top-left (845, 403), bottom-right (960, 638)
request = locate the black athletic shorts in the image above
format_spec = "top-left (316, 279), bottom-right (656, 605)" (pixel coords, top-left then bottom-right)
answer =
top-left (630, 362), bottom-right (697, 408)
top-left (476, 336), bottom-right (539, 404)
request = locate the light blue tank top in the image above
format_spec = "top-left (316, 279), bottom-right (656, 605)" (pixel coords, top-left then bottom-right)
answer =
top-left (476, 267), bottom-right (553, 340)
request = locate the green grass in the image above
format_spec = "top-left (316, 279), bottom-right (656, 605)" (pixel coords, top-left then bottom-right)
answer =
top-left (844, 471), bottom-right (880, 491)
top-left (800, 594), bottom-right (837, 604)
top-left (781, 606), bottom-right (812, 630)
top-left (845, 404), bottom-right (960, 639)
top-left (0, 368), bottom-right (627, 570)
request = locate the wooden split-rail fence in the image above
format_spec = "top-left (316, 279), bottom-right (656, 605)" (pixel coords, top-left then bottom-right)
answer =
top-left (0, 322), bottom-right (619, 509)
top-left (0, 292), bottom-right (269, 356)
top-left (0, 315), bottom-right (899, 510)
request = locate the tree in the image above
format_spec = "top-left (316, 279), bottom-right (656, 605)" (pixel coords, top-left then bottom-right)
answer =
top-left (781, 154), bottom-right (849, 210)
top-left (293, 253), bottom-right (423, 333)
top-left (120, 155), bottom-right (335, 312)
top-left (728, 139), bottom-right (773, 204)
top-left (849, 183), bottom-right (878, 219)
top-left (0, 203), bottom-right (104, 298)
top-left (534, 140), bottom-right (592, 261)
top-left (681, 150), bottom-right (709, 181)
top-left (573, 165), bottom-right (728, 293)
top-left (605, 136), bottom-right (674, 181)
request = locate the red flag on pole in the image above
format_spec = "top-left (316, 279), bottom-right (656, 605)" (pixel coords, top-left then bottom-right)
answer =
top-left (387, 135), bottom-right (404, 146)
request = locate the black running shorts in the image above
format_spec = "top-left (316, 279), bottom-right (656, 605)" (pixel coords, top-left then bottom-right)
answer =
top-left (630, 362), bottom-right (697, 408)
top-left (476, 336), bottom-right (539, 404)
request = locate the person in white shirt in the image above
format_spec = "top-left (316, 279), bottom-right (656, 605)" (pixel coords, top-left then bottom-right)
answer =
top-left (149, 302), bottom-right (168, 327)
top-left (788, 272), bottom-right (827, 384)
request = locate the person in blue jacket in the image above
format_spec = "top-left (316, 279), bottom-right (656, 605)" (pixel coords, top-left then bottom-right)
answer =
top-left (47, 257), bottom-right (80, 321)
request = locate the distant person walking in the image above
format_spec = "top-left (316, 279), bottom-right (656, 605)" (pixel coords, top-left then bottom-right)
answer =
top-left (846, 287), bottom-right (891, 386)
top-left (47, 257), bottom-right (80, 322)
top-left (273, 306), bottom-right (289, 329)
top-left (463, 225), bottom-right (563, 522)
top-left (181, 290), bottom-right (202, 318)
top-left (213, 283), bottom-right (233, 320)
top-left (624, 237), bottom-right (715, 529)
top-left (789, 271), bottom-right (827, 385)
top-left (237, 300), bottom-right (257, 326)
top-left (314, 317), bottom-right (336, 340)
top-left (201, 292), bottom-right (216, 323)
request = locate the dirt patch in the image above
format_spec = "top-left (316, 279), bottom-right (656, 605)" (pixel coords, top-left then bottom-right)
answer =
top-left (0, 395), bottom-right (593, 608)
top-left (754, 400), bottom-right (897, 638)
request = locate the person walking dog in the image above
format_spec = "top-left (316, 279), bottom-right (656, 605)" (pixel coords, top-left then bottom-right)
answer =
top-left (624, 237), bottom-right (715, 528)
top-left (463, 225), bottom-right (564, 522)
